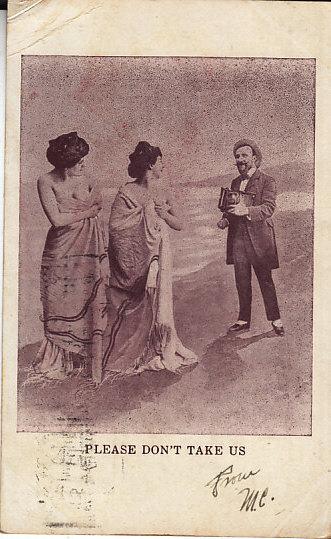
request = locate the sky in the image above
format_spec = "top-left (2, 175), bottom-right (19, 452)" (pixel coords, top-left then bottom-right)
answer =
top-left (21, 56), bottom-right (315, 187)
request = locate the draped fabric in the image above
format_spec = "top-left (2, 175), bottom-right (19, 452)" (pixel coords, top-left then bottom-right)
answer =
top-left (102, 183), bottom-right (198, 378)
top-left (33, 189), bottom-right (109, 379)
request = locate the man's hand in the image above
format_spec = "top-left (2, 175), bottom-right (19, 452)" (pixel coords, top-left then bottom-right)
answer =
top-left (227, 203), bottom-right (249, 217)
top-left (217, 217), bottom-right (229, 230)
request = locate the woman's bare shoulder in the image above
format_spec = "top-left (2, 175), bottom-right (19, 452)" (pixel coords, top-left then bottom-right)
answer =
top-left (38, 171), bottom-right (56, 187)
top-left (120, 180), bottom-right (136, 191)
top-left (119, 181), bottom-right (141, 198)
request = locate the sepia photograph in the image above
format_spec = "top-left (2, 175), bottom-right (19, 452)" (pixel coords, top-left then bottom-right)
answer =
top-left (2, 1), bottom-right (330, 536)
top-left (17, 56), bottom-right (315, 435)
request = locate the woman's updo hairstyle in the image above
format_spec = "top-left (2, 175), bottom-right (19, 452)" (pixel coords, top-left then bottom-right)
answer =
top-left (128, 141), bottom-right (162, 181)
top-left (46, 131), bottom-right (89, 169)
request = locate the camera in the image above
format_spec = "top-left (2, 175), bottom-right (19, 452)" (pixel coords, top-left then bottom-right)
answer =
top-left (218, 187), bottom-right (255, 212)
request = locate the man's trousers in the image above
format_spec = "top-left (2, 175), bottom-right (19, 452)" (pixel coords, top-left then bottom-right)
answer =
top-left (232, 222), bottom-right (280, 324)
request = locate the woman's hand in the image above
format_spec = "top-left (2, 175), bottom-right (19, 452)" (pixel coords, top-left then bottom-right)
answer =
top-left (154, 201), bottom-right (171, 220)
top-left (90, 186), bottom-right (103, 207)
top-left (153, 193), bottom-right (183, 231)
top-left (89, 203), bottom-right (102, 218)
top-left (38, 175), bottom-right (102, 228)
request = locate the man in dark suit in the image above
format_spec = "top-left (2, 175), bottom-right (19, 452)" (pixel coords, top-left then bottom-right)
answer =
top-left (218, 139), bottom-right (284, 336)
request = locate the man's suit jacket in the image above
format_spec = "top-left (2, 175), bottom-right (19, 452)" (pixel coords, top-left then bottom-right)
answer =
top-left (225, 168), bottom-right (279, 269)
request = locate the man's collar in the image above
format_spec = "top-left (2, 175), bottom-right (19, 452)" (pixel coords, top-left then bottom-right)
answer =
top-left (241, 166), bottom-right (257, 180)
top-left (247, 165), bottom-right (257, 178)
top-left (238, 167), bottom-right (260, 180)
top-left (234, 167), bottom-right (260, 190)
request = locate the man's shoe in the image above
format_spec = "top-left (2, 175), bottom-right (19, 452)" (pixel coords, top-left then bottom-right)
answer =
top-left (271, 322), bottom-right (285, 336)
top-left (228, 322), bottom-right (250, 333)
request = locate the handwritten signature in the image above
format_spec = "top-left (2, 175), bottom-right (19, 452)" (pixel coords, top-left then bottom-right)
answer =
top-left (206, 465), bottom-right (274, 511)
top-left (206, 464), bottom-right (260, 497)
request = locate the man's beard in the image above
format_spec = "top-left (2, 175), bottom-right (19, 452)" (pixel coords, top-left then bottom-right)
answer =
top-left (237, 163), bottom-right (251, 176)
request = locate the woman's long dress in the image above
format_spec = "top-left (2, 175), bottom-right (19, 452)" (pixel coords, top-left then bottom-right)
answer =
top-left (33, 190), bottom-right (108, 379)
top-left (102, 183), bottom-right (198, 378)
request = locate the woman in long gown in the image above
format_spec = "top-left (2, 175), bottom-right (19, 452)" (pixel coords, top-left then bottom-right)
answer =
top-left (34, 132), bottom-right (108, 383)
top-left (103, 141), bottom-right (198, 379)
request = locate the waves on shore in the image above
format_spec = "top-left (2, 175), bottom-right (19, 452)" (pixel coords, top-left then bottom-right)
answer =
top-left (101, 187), bottom-right (313, 278)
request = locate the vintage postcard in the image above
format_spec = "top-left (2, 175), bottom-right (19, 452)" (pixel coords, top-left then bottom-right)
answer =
top-left (1, 0), bottom-right (330, 536)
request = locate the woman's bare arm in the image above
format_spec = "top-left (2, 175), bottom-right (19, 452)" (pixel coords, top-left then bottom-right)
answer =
top-left (154, 193), bottom-right (183, 231)
top-left (37, 176), bottom-right (100, 227)
top-left (88, 178), bottom-right (103, 206)
top-left (165, 194), bottom-right (184, 230)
